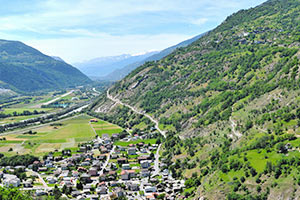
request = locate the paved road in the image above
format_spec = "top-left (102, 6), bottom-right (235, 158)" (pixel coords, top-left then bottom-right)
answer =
top-left (106, 89), bottom-right (166, 139)
top-left (153, 144), bottom-right (162, 176)
top-left (105, 88), bottom-right (165, 176)
top-left (93, 88), bottom-right (101, 95)
top-left (42, 90), bottom-right (74, 106)
top-left (99, 146), bottom-right (116, 176)
top-left (28, 170), bottom-right (50, 189)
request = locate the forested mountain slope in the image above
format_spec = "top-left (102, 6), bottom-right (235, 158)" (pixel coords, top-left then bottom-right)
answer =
top-left (94, 0), bottom-right (300, 199)
top-left (0, 39), bottom-right (91, 93)
top-left (107, 0), bottom-right (300, 137)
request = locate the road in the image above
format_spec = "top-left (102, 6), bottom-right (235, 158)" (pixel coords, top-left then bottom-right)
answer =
top-left (93, 88), bottom-right (101, 95)
top-left (42, 90), bottom-right (74, 106)
top-left (99, 146), bottom-right (116, 176)
top-left (105, 88), bottom-right (165, 176)
top-left (106, 89), bottom-right (166, 139)
top-left (153, 144), bottom-right (162, 176)
top-left (28, 170), bottom-right (50, 190)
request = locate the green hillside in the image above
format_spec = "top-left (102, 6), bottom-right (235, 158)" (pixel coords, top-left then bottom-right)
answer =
top-left (94, 0), bottom-right (300, 198)
top-left (0, 39), bottom-right (92, 93)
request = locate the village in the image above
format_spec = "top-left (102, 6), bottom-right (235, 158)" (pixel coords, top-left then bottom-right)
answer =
top-left (0, 119), bottom-right (185, 200)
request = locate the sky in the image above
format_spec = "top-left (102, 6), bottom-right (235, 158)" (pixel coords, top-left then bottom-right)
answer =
top-left (0, 0), bottom-right (266, 63)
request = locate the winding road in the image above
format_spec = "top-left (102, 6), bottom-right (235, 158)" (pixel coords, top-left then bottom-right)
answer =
top-left (105, 88), bottom-right (165, 176)
top-left (106, 89), bottom-right (166, 139)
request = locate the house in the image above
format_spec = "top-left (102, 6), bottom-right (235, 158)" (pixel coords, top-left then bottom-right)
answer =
top-left (141, 160), bottom-right (151, 169)
top-left (35, 190), bottom-right (47, 196)
top-left (146, 194), bottom-right (156, 200)
top-left (46, 176), bottom-right (57, 184)
top-left (117, 158), bottom-right (127, 164)
top-left (121, 170), bottom-right (136, 180)
top-left (71, 191), bottom-right (81, 197)
top-left (23, 179), bottom-right (33, 188)
top-left (96, 186), bottom-right (107, 194)
top-left (89, 194), bottom-right (99, 200)
top-left (120, 170), bottom-right (129, 180)
top-left (3, 174), bottom-right (20, 187)
top-left (128, 182), bottom-right (139, 191)
top-left (145, 186), bottom-right (157, 193)
top-left (80, 173), bottom-right (92, 183)
top-left (100, 146), bottom-right (108, 153)
top-left (122, 164), bottom-right (131, 170)
top-left (79, 146), bottom-right (87, 152)
top-left (89, 167), bottom-right (98, 176)
top-left (141, 169), bottom-right (151, 177)
top-left (90, 119), bottom-right (98, 123)
top-left (114, 187), bottom-right (124, 197)
top-left (128, 147), bottom-right (136, 155)
top-left (38, 167), bottom-right (47, 172)
top-left (72, 170), bottom-right (79, 177)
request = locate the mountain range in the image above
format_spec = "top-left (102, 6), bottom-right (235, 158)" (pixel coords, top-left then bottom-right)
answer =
top-left (93, 0), bottom-right (300, 198)
top-left (0, 39), bottom-right (91, 93)
top-left (74, 33), bottom-right (205, 81)
top-left (73, 52), bottom-right (158, 79)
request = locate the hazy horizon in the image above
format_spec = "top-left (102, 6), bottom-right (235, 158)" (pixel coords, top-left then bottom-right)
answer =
top-left (0, 0), bottom-right (266, 63)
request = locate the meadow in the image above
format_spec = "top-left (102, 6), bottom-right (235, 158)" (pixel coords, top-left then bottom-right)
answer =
top-left (0, 114), bottom-right (125, 157)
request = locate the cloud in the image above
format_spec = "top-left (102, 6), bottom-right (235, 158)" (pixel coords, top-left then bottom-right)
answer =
top-left (191, 18), bottom-right (209, 26)
top-left (0, 0), bottom-right (267, 62)
top-left (24, 33), bottom-right (193, 63)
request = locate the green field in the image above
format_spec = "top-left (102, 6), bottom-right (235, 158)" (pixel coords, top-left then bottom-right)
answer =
top-left (1, 108), bottom-right (52, 114)
top-left (91, 120), bottom-right (123, 137)
top-left (114, 138), bottom-right (157, 147)
top-left (0, 114), bottom-right (97, 156)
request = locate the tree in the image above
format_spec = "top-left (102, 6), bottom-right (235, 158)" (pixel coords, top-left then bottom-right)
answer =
top-left (53, 185), bottom-right (61, 199)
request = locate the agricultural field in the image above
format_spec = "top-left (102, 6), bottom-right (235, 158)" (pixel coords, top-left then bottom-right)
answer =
top-left (0, 115), bottom-right (94, 156)
top-left (0, 114), bottom-right (124, 157)
top-left (90, 119), bottom-right (123, 137)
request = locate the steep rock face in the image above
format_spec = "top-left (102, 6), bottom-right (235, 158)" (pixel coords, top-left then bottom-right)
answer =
top-left (0, 39), bottom-right (91, 93)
